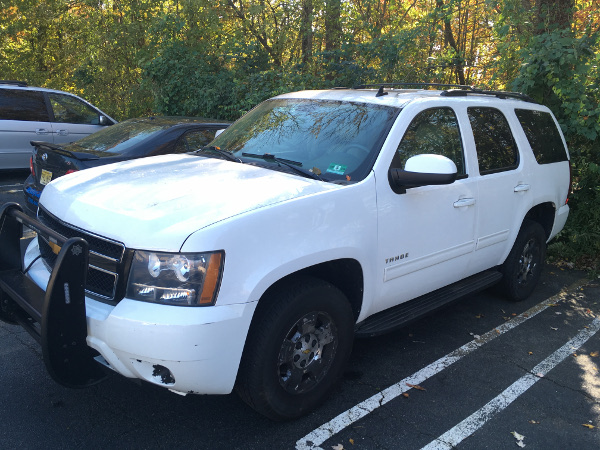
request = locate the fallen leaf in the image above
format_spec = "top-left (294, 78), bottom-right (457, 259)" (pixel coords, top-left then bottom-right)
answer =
top-left (512, 313), bottom-right (517, 316)
top-left (511, 431), bottom-right (526, 448)
top-left (475, 314), bottom-right (484, 319)
top-left (573, 353), bottom-right (578, 357)
top-left (495, 329), bottom-right (500, 334)
top-left (406, 383), bottom-right (426, 391)
top-left (528, 352), bottom-right (533, 355)
top-left (523, 313), bottom-right (529, 317)
top-left (591, 352), bottom-right (599, 357)
top-left (529, 420), bottom-right (539, 424)
top-left (349, 439), bottom-right (354, 445)
top-left (551, 327), bottom-right (558, 331)
top-left (502, 309), bottom-right (506, 313)
top-left (346, 175), bottom-right (351, 181)
top-left (548, 303), bottom-right (558, 307)
top-left (536, 373), bottom-right (544, 378)
top-left (555, 312), bottom-right (562, 315)
top-left (582, 424), bottom-right (595, 429)
top-left (511, 431), bottom-right (525, 440)
top-left (332, 444), bottom-right (344, 450)
top-left (402, 393), bottom-right (410, 398)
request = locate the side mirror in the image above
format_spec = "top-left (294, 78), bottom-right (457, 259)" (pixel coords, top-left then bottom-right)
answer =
top-left (98, 115), bottom-right (112, 126)
top-left (388, 154), bottom-right (457, 194)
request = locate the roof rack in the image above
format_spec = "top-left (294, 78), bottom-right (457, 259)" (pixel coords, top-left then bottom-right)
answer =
top-left (440, 89), bottom-right (536, 103)
top-left (0, 80), bottom-right (28, 87)
top-left (353, 83), bottom-right (474, 90)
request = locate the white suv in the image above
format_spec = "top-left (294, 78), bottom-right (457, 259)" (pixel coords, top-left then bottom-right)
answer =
top-left (0, 85), bottom-right (571, 420)
top-left (0, 81), bottom-right (116, 170)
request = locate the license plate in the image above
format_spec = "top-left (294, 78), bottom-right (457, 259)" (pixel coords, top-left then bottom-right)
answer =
top-left (40, 169), bottom-right (53, 185)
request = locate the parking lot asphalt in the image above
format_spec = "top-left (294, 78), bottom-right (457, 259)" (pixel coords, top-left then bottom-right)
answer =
top-left (1, 171), bottom-right (599, 449)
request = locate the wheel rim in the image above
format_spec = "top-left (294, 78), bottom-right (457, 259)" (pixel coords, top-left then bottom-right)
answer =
top-left (277, 311), bottom-right (338, 395)
top-left (517, 238), bottom-right (539, 285)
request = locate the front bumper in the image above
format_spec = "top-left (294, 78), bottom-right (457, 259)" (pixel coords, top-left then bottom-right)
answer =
top-left (0, 203), bottom-right (256, 395)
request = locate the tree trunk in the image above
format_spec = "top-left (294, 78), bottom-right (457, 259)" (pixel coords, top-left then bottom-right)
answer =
top-left (535, 0), bottom-right (574, 33)
top-left (300, 0), bottom-right (313, 65)
top-left (325, 0), bottom-right (342, 53)
top-left (436, 0), bottom-right (466, 85)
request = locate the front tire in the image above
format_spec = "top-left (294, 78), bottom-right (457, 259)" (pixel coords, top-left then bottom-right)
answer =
top-left (235, 276), bottom-right (354, 421)
top-left (500, 220), bottom-right (547, 302)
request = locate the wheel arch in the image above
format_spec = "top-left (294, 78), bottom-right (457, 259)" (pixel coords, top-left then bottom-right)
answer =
top-left (524, 202), bottom-right (555, 240)
top-left (252, 258), bottom-right (364, 324)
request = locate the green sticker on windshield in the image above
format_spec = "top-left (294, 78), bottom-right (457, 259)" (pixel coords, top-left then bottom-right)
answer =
top-left (326, 163), bottom-right (347, 175)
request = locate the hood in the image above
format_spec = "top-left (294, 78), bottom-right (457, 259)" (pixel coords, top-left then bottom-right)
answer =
top-left (40, 154), bottom-right (340, 250)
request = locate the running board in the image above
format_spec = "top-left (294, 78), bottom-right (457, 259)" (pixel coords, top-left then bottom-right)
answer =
top-left (355, 270), bottom-right (503, 337)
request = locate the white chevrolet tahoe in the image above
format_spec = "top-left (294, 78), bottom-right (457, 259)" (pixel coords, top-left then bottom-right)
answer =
top-left (0, 85), bottom-right (571, 420)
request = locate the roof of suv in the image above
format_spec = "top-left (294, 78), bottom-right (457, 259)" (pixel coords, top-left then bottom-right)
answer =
top-left (276, 86), bottom-right (537, 109)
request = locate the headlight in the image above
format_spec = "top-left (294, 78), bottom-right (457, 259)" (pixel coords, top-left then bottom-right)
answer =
top-left (126, 250), bottom-right (224, 306)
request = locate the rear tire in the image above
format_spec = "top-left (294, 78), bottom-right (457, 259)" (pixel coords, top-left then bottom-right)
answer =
top-left (235, 276), bottom-right (354, 421)
top-left (500, 220), bottom-right (547, 302)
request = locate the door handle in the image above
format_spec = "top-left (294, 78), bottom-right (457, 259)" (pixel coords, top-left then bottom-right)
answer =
top-left (514, 184), bottom-right (530, 192)
top-left (453, 198), bottom-right (475, 208)
top-left (35, 128), bottom-right (50, 135)
top-left (56, 129), bottom-right (69, 136)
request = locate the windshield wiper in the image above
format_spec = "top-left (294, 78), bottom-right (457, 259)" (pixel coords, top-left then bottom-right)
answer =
top-left (195, 146), bottom-right (242, 163)
top-left (241, 152), bottom-right (324, 181)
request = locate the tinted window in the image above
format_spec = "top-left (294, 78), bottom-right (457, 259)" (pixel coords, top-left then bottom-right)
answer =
top-left (212, 99), bottom-right (399, 182)
top-left (67, 120), bottom-right (165, 156)
top-left (392, 107), bottom-right (466, 176)
top-left (48, 93), bottom-right (100, 125)
top-left (0, 89), bottom-right (49, 121)
top-left (515, 109), bottom-right (567, 164)
top-left (175, 129), bottom-right (217, 153)
top-left (468, 107), bottom-right (518, 174)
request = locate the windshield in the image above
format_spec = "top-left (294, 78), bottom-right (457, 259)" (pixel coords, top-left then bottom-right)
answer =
top-left (211, 98), bottom-right (399, 182)
top-left (68, 120), bottom-right (167, 156)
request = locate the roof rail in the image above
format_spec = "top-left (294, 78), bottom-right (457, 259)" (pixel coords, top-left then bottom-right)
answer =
top-left (441, 89), bottom-right (537, 103)
top-left (0, 80), bottom-right (28, 87)
top-left (353, 83), bottom-right (475, 90)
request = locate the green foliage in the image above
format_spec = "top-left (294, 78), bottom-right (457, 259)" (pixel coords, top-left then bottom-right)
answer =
top-left (513, 29), bottom-right (600, 271)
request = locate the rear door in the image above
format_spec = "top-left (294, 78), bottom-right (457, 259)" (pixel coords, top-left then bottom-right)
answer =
top-left (0, 89), bottom-right (53, 169)
top-left (466, 105), bottom-right (532, 271)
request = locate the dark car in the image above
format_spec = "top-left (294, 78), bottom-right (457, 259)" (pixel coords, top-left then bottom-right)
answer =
top-left (23, 116), bottom-right (229, 213)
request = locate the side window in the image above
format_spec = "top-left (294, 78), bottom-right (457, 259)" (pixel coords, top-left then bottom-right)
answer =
top-left (48, 93), bottom-right (100, 125)
top-left (0, 89), bottom-right (49, 121)
top-left (175, 129), bottom-right (217, 153)
top-left (515, 109), bottom-right (568, 164)
top-left (468, 107), bottom-right (518, 174)
top-left (392, 107), bottom-right (466, 176)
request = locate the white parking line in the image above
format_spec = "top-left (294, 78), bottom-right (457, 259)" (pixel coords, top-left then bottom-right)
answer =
top-left (421, 317), bottom-right (600, 449)
top-left (295, 279), bottom-right (588, 450)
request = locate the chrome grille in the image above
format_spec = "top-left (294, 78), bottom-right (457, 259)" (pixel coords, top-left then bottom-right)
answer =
top-left (37, 207), bottom-right (126, 301)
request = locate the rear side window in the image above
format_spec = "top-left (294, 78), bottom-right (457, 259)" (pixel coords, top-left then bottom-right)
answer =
top-left (175, 129), bottom-right (217, 153)
top-left (515, 109), bottom-right (568, 164)
top-left (468, 107), bottom-right (518, 174)
top-left (0, 89), bottom-right (49, 122)
top-left (48, 93), bottom-right (100, 125)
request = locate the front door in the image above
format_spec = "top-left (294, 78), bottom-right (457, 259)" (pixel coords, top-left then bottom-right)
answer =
top-left (376, 106), bottom-right (477, 313)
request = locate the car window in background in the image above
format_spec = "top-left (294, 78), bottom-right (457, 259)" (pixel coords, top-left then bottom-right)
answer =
top-left (175, 129), bottom-right (217, 153)
top-left (48, 93), bottom-right (101, 125)
top-left (0, 90), bottom-right (49, 122)
top-left (69, 121), bottom-right (165, 156)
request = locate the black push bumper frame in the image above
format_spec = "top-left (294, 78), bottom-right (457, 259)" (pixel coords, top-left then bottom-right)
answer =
top-left (0, 202), bottom-right (107, 387)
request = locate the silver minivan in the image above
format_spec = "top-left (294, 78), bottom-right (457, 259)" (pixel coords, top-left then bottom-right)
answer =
top-left (0, 81), bottom-right (116, 170)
